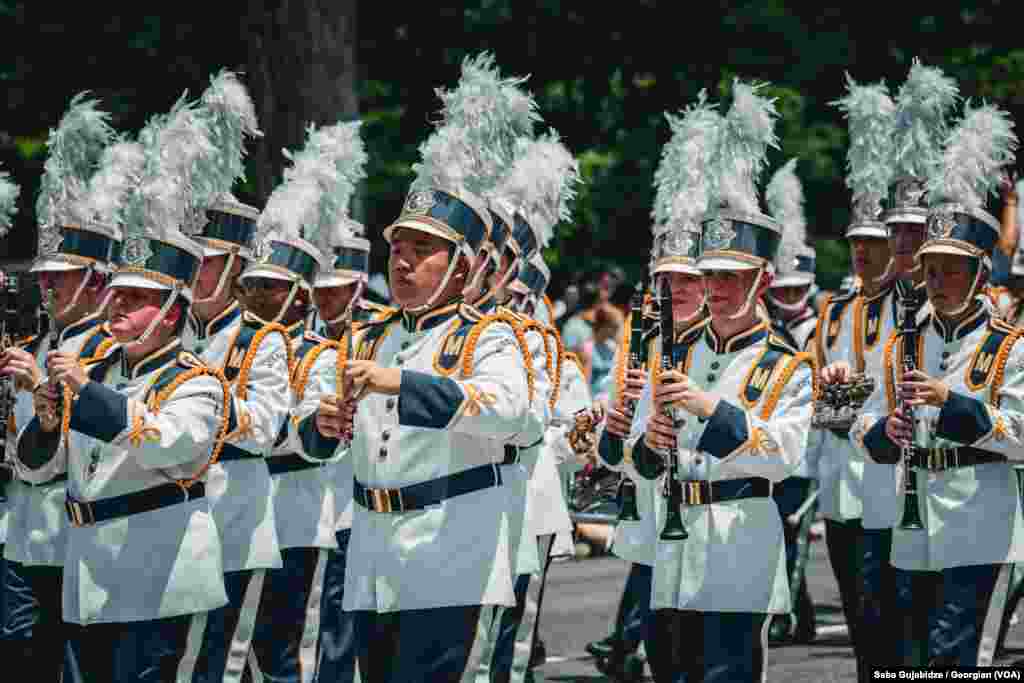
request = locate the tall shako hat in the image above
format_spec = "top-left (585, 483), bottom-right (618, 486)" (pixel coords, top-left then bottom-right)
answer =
top-left (1012, 179), bottom-right (1024, 277)
top-left (833, 74), bottom-right (896, 240)
top-left (651, 90), bottom-right (722, 278)
top-left (32, 93), bottom-right (120, 318)
top-left (112, 94), bottom-right (221, 346)
top-left (884, 59), bottom-right (959, 227)
top-left (493, 131), bottom-right (580, 284)
top-left (389, 53), bottom-right (540, 309)
top-left (0, 165), bottom-right (20, 240)
top-left (242, 121), bottom-right (367, 322)
top-left (187, 71), bottom-right (263, 303)
top-left (920, 100), bottom-right (1017, 313)
top-left (508, 251), bottom-right (551, 315)
top-left (766, 159), bottom-right (814, 288)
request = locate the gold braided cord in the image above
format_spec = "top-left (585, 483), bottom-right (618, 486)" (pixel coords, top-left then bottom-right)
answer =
top-left (542, 295), bottom-right (555, 324)
top-left (883, 332), bottom-right (899, 411)
top-left (235, 323), bottom-right (296, 401)
top-left (852, 295), bottom-right (866, 373)
top-left (460, 311), bottom-right (535, 403)
top-left (988, 325), bottom-right (1024, 407)
top-left (543, 325), bottom-right (565, 411)
top-left (293, 339), bottom-right (339, 403)
top-left (147, 365), bottom-right (232, 490)
top-left (758, 352), bottom-right (814, 420)
top-left (613, 312), bottom-right (631, 411)
top-left (335, 325), bottom-right (351, 400)
top-left (565, 351), bottom-right (585, 378)
top-left (89, 337), bottom-right (116, 361)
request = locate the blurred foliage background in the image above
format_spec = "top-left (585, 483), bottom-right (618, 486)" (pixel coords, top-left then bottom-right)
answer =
top-left (2, 1), bottom-right (1023, 295)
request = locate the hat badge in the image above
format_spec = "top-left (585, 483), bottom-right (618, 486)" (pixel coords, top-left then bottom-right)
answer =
top-left (927, 208), bottom-right (957, 240)
top-left (404, 190), bottom-right (436, 216)
top-left (893, 177), bottom-right (926, 208)
top-left (664, 228), bottom-right (697, 258)
top-left (122, 235), bottom-right (152, 268)
top-left (251, 238), bottom-right (272, 264)
top-left (704, 216), bottom-right (735, 251)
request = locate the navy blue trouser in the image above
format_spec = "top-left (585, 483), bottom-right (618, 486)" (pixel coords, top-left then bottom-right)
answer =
top-left (247, 547), bottom-right (327, 683)
top-left (2, 560), bottom-right (64, 682)
top-left (824, 519), bottom-right (867, 677)
top-left (772, 477), bottom-right (816, 634)
top-left (649, 609), bottom-right (767, 683)
top-left (615, 562), bottom-right (653, 653)
top-left (355, 605), bottom-right (483, 683)
top-left (63, 612), bottom-right (207, 682)
top-left (315, 529), bottom-right (356, 683)
top-left (894, 563), bottom-right (1001, 667)
top-left (860, 527), bottom-right (914, 673)
top-left (194, 568), bottom-right (264, 682)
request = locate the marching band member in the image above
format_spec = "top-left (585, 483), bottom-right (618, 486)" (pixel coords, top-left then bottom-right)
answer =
top-left (763, 159), bottom-right (819, 645)
top-left (822, 63), bottom-right (955, 679)
top-left (18, 98), bottom-right (234, 682)
top-left (0, 94), bottom-right (119, 680)
top-left (239, 121), bottom-right (363, 683)
top-left (628, 81), bottom-right (814, 683)
top-left (185, 72), bottom-right (292, 683)
top-left (852, 99), bottom-right (1020, 667)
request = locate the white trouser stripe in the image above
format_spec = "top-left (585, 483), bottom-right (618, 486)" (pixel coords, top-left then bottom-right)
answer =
top-left (758, 612), bottom-right (771, 683)
top-left (176, 612), bottom-right (209, 683)
top-left (979, 563), bottom-right (1012, 667)
top-left (300, 549), bottom-right (329, 683)
top-left (225, 570), bottom-right (266, 683)
top-left (460, 603), bottom-right (498, 683)
top-left (509, 534), bottom-right (554, 683)
top-left (247, 649), bottom-right (264, 683)
top-left (472, 605), bottom-right (500, 683)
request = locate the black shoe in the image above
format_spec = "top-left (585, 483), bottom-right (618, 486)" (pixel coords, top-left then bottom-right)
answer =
top-left (530, 638), bottom-right (547, 668)
top-left (767, 615), bottom-right (793, 646)
top-left (585, 636), bottom-right (616, 658)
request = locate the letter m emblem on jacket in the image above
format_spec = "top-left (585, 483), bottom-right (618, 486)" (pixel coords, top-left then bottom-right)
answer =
top-left (975, 352), bottom-right (994, 375)
top-left (750, 366), bottom-right (772, 391)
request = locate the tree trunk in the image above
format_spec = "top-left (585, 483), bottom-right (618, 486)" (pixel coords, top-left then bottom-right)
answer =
top-left (244, 0), bottom-right (359, 205)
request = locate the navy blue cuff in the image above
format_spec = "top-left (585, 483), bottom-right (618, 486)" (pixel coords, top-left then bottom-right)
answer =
top-left (936, 391), bottom-right (993, 445)
top-left (16, 417), bottom-right (62, 470)
top-left (632, 441), bottom-right (666, 479)
top-left (599, 430), bottom-right (625, 467)
top-left (398, 370), bottom-right (463, 429)
top-left (299, 413), bottom-right (341, 461)
top-left (70, 380), bottom-right (128, 442)
top-left (863, 418), bottom-right (901, 465)
top-left (696, 401), bottom-right (749, 459)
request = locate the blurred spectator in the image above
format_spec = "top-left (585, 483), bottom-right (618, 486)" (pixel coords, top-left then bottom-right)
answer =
top-left (560, 267), bottom-right (626, 356)
top-left (581, 302), bottom-right (624, 402)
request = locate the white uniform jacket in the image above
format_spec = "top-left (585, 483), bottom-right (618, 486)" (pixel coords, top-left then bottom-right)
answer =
top-left (626, 321), bottom-right (814, 614)
top-left (264, 323), bottom-right (339, 552)
top-left (852, 304), bottom-right (1024, 571)
top-left (189, 303), bottom-right (291, 572)
top-left (343, 301), bottom-right (533, 612)
top-left (16, 339), bottom-right (230, 624)
top-left (6, 314), bottom-right (112, 566)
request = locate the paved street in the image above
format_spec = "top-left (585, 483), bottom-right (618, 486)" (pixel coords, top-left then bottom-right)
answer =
top-left (535, 525), bottom-right (1024, 681)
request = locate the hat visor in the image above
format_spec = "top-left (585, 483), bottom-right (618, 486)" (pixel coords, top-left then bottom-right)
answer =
top-left (770, 274), bottom-right (815, 288)
top-left (846, 226), bottom-right (889, 240)
top-left (916, 243), bottom-right (979, 260)
top-left (314, 272), bottom-right (365, 289)
top-left (383, 218), bottom-right (460, 246)
top-left (507, 281), bottom-right (531, 296)
top-left (239, 266), bottom-right (300, 284)
top-left (697, 255), bottom-right (763, 272)
top-left (653, 262), bottom-right (703, 276)
top-left (30, 258), bottom-right (87, 273)
top-left (201, 245), bottom-right (231, 258)
top-left (109, 273), bottom-right (175, 293)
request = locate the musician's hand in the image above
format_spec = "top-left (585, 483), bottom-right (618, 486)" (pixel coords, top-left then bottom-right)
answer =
top-left (0, 347), bottom-right (42, 392)
top-left (32, 388), bottom-right (60, 433)
top-left (885, 405), bottom-right (914, 446)
top-left (343, 361), bottom-right (402, 400)
top-left (899, 369), bottom-right (949, 408)
top-left (653, 369), bottom-right (690, 411)
top-left (47, 351), bottom-right (89, 395)
top-left (606, 404), bottom-right (633, 438)
top-left (622, 368), bottom-right (646, 403)
top-left (315, 395), bottom-right (353, 440)
top-left (821, 361), bottom-right (853, 386)
top-left (643, 410), bottom-right (676, 452)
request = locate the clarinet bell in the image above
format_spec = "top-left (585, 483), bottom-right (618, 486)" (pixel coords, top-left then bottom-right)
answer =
top-left (616, 477), bottom-right (641, 522)
top-left (899, 490), bottom-right (924, 530)
top-left (660, 479), bottom-right (689, 541)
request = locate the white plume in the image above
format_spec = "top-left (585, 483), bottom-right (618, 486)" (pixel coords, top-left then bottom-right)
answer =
top-left (80, 140), bottom-right (146, 239)
top-left (0, 167), bottom-right (20, 239)
top-left (891, 58), bottom-right (959, 184)
top-left (715, 79), bottom-right (779, 214)
top-left (832, 73), bottom-right (896, 219)
top-left (194, 69), bottom-right (262, 208)
top-left (766, 158), bottom-right (808, 271)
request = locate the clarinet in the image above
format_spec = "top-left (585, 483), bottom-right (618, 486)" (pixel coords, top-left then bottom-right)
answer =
top-left (1, 274), bottom-right (21, 491)
top-left (658, 280), bottom-right (688, 541)
top-left (897, 282), bottom-right (924, 531)
top-left (611, 283), bottom-right (647, 522)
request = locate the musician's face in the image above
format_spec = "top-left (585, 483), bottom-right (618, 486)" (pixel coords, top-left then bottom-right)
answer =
top-left (313, 283), bottom-right (358, 323)
top-left (488, 248), bottom-right (515, 303)
top-left (36, 269), bottom-right (88, 323)
top-left (107, 286), bottom-right (179, 342)
top-left (195, 254), bottom-right (242, 301)
top-left (923, 253), bottom-right (979, 316)
top-left (387, 228), bottom-right (467, 309)
top-left (889, 223), bottom-right (926, 275)
top-left (703, 269), bottom-right (768, 320)
top-left (662, 272), bottom-right (704, 321)
top-left (850, 237), bottom-right (891, 284)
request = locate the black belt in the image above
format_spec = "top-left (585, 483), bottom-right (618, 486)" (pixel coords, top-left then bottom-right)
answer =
top-left (354, 463), bottom-right (503, 514)
top-left (909, 447), bottom-right (1003, 472)
top-left (219, 444), bottom-right (263, 464)
top-left (26, 473), bottom-right (68, 488)
top-left (675, 478), bottom-right (770, 507)
top-left (65, 482), bottom-right (205, 527)
top-left (266, 453), bottom-right (327, 476)
top-left (502, 445), bottom-right (519, 465)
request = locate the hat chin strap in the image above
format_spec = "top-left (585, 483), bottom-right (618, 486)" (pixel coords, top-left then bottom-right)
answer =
top-left (403, 244), bottom-right (467, 316)
top-left (727, 263), bottom-right (766, 320)
top-left (51, 263), bottom-right (96, 320)
top-left (323, 281), bottom-right (365, 326)
top-left (193, 252), bottom-right (237, 305)
top-left (123, 285), bottom-right (182, 354)
top-left (944, 258), bottom-right (986, 318)
top-left (765, 290), bottom-right (810, 315)
top-left (463, 246), bottom-right (495, 302)
top-left (271, 280), bottom-right (303, 325)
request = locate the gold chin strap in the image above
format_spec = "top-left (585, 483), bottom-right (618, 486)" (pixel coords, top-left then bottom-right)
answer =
top-left (193, 252), bottom-right (237, 305)
top-left (403, 242), bottom-right (467, 316)
top-left (53, 264), bottom-right (97, 320)
top-left (271, 279), bottom-right (303, 325)
top-left (323, 281), bottom-right (365, 326)
top-left (944, 258), bottom-right (986, 317)
top-left (123, 284), bottom-right (182, 354)
top-left (727, 263), bottom-right (766, 320)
